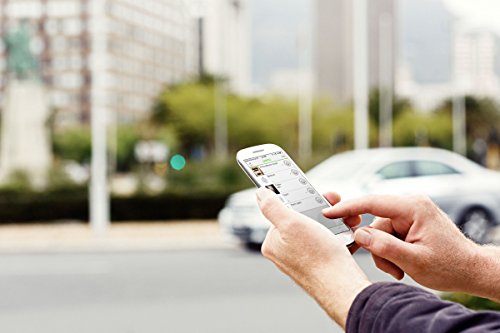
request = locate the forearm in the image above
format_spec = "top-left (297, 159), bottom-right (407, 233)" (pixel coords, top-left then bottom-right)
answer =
top-left (468, 245), bottom-right (500, 302)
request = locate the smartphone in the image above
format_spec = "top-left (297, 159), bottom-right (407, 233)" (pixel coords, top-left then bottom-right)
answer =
top-left (236, 143), bottom-right (355, 247)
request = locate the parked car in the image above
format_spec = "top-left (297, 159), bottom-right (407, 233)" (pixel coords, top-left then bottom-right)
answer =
top-left (218, 147), bottom-right (500, 246)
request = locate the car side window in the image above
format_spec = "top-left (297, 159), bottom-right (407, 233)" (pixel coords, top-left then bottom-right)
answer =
top-left (376, 161), bottom-right (413, 180)
top-left (415, 161), bottom-right (459, 177)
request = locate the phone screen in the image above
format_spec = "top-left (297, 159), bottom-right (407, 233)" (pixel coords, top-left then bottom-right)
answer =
top-left (243, 150), bottom-right (349, 235)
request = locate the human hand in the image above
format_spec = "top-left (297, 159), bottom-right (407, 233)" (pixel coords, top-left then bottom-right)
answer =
top-left (256, 188), bottom-right (370, 328)
top-left (323, 195), bottom-right (500, 300)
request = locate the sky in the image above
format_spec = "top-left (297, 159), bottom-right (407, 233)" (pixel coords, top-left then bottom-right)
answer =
top-left (442, 0), bottom-right (500, 33)
top-left (250, 0), bottom-right (310, 90)
top-left (250, 0), bottom-right (500, 90)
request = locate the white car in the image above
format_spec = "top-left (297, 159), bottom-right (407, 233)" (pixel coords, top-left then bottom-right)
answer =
top-left (219, 147), bottom-right (500, 245)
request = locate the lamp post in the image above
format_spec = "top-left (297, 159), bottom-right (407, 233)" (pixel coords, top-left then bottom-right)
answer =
top-left (89, 0), bottom-right (109, 235)
top-left (452, 19), bottom-right (466, 156)
top-left (378, 12), bottom-right (394, 147)
top-left (298, 26), bottom-right (312, 161)
top-left (353, 0), bottom-right (369, 150)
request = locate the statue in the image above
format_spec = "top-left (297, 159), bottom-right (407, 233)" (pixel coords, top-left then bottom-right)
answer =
top-left (3, 20), bottom-right (40, 81)
top-left (1, 21), bottom-right (51, 187)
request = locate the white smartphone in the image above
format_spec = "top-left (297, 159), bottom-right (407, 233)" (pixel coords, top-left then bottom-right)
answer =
top-left (236, 143), bottom-right (355, 247)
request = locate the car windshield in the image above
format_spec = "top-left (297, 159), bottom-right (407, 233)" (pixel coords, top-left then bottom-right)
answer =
top-left (306, 153), bottom-right (368, 182)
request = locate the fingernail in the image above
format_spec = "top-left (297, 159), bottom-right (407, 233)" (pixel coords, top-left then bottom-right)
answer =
top-left (355, 229), bottom-right (372, 247)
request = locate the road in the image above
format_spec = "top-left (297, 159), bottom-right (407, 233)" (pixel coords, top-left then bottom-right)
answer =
top-left (0, 247), bottom-right (421, 333)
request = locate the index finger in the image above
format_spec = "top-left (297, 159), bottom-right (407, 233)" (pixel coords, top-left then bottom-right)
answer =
top-left (322, 195), bottom-right (410, 219)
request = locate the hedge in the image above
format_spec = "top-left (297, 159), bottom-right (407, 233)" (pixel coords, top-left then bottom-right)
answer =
top-left (0, 190), bottom-right (229, 222)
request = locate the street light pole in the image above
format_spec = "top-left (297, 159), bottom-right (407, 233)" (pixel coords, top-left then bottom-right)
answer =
top-left (214, 1), bottom-right (229, 160)
top-left (298, 26), bottom-right (312, 161)
top-left (451, 19), bottom-right (466, 156)
top-left (378, 12), bottom-right (394, 147)
top-left (89, 0), bottom-right (109, 235)
top-left (353, 0), bottom-right (369, 150)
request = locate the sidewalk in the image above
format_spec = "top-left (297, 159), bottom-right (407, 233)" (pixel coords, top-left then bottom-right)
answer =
top-left (0, 221), bottom-right (232, 253)
top-left (0, 221), bottom-right (498, 254)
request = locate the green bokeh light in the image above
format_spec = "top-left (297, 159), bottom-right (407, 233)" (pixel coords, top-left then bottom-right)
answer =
top-left (170, 154), bottom-right (186, 171)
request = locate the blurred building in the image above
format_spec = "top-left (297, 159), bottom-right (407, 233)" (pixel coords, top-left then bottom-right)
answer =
top-left (198, 0), bottom-right (250, 94)
top-left (454, 26), bottom-right (500, 98)
top-left (314, 0), bottom-right (397, 105)
top-left (398, 20), bottom-right (500, 110)
top-left (268, 69), bottom-right (313, 98)
top-left (397, 0), bottom-right (500, 110)
top-left (0, 0), bottom-right (199, 124)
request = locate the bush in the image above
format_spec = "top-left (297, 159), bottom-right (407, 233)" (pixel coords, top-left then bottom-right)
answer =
top-left (0, 170), bottom-right (33, 192)
top-left (0, 187), bottom-right (231, 222)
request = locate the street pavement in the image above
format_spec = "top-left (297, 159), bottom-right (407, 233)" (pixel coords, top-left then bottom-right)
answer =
top-left (0, 247), bottom-right (420, 333)
top-left (0, 221), bottom-right (496, 333)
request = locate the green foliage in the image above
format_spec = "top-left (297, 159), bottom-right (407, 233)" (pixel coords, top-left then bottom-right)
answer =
top-left (46, 165), bottom-right (84, 191)
top-left (428, 95), bottom-right (500, 156)
top-left (152, 82), bottom-right (216, 148)
top-left (167, 158), bottom-right (251, 193)
top-left (312, 102), bottom-right (354, 152)
top-left (442, 293), bottom-right (500, 311)
top-left (0, 170), bottom-right (33, 192)
top-left (52, 126), bottom-right (91, 163)
top-left (369, 88), bottom-right (413, 126)
top-left (435, 96), bottom-right (500, 140)
top-left (151, 80), bottom-right (362, 160)
top-left (52, 124), bottom-right (178, 171)
top-left (114, 125), bottom-right (140, 171)
top-left (228, 96), bottom-right (300, 154)
top-left (393, 110), bottom-right (453, 149)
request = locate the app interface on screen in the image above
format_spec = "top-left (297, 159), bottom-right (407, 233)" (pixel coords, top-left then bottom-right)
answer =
top-left (244, 151), bottom-right (349, 234)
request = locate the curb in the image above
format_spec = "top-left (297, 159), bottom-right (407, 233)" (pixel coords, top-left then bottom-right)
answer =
top-left (0, 221), bottom-right (234, 253)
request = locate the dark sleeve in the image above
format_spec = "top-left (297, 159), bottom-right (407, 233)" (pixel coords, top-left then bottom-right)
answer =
top-left (346, 282), bottom-right (500, 333)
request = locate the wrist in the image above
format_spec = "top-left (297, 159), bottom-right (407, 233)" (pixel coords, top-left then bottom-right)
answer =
top-left (307, 263), bottom-right (371, 329)
top-left (467, 244), bottom-right (500, 301)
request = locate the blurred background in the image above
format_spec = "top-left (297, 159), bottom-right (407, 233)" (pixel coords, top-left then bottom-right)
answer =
top-left (0, 0), bottom-right (499, 332)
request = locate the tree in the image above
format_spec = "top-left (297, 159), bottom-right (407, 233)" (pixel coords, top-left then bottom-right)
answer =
top-left (435, 96), bottom-right (500, 140)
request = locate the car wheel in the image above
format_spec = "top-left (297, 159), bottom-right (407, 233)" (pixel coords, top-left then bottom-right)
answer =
top-left (459, 208), bottom-right (494, 244)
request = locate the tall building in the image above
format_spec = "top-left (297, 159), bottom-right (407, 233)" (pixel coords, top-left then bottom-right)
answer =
top-left (0, 0), bottom-right (199, 125)
top-left (199, 0), bottom-right (250, 94)
top-left (313, 0), bottom-right (397, 105)
top-left (397, 5), bottom-right (500, 110)
top-left (454, 25), bottom-right (500, 97)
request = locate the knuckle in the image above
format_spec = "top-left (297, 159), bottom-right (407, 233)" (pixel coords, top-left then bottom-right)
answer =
top-left (410, 195), bottom-right (435, 215)
top-left (417, 195), bottom-right (433, 207)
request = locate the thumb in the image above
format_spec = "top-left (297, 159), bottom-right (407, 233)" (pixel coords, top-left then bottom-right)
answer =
top-left (256, 187), bottom-right (296, 230)
top-left (354, 227), bottom-right (415, 268)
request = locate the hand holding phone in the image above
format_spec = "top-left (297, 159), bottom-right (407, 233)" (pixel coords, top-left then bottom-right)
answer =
top-left (236, 143), bottom-right (355, 247)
